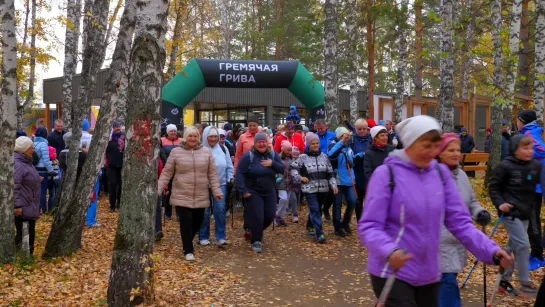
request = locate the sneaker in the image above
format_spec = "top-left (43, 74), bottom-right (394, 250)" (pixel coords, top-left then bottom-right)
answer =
top-left (252, 241), bottom-right (263, 253)
top-left (185, 253), bottom-right (195, 261)
top-left (275, 217), bottom-right (288, 227)
top-left (520, 282), bottom-right (538, 297)
top-left (307, 227), bottom-right (316, 236)
top-left (529, 256), bottom-right (542, 271)
top-left (217, 239), bottom-right (228, 247)
top-left (226, 210), bottom-right (231, 217)
top-left (88, 223), bottom-right (101, 228)
top-left (343, 227), bottom-right (352, 235)
top-left (155, 231), bottom-right (164, 242)
top-left (323, 211), bottom-right (331, 221)
top-left (335, 229), bottom-right (347, 237)
top-left (199, 239), bottom-right (211, 246)
top-left (292, 216), bottom-right (299, 223)
top-left (499, 280), bottom-right (519, 296)
top-left (317, 234), bottom-right (327, 244)
top-left (244, 229), bottom-right (251, 240)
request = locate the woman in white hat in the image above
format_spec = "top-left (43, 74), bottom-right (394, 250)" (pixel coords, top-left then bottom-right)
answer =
top-left (160, 124), bottom-right (182, 220)
top-left (363, 125), bottom-right (395, 190)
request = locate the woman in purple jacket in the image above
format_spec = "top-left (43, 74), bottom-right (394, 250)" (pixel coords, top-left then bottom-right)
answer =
top-left (358, 115), bottom-right (513, 306)
top-left (14, 136), bottom-right (42, 255)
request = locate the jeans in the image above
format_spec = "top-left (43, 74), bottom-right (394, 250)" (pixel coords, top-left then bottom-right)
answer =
top-left (277, 190), bottom-right (297, 219)
top-left (503, 217), bottom-right (531, 283)
top-left (38, 171), bottom-right (49, 214)
top-left (200, 185), bottom-right (227, 241)
top-left (333, 186), bottom-right (357, 231)
top-left (439, 273), bottom-right (461, 307)
top-left (176, 206), bottom-right (205, 254)
top-left (355, 187), bottom-right (365, 222)
top-left (305, 192), bottom-right (327, 238)
top-left (529, 193), bottom-right (543, 259)
top-left (108, 167), bottom-right (122, 210)
top-left (14, 217), bottom-right (36, 255)
top-left (370, 275), bottom-right (440, 307)
top-left (86, 174), bottom-right (101, 226)
top-left (245, 191), bottom-right (276, 243)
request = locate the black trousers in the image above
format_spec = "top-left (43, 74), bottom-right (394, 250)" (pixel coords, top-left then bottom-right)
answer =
top-left (370, 275), bottom-right (440, 307)
top-left (101, 167), bottom-right (109, 194)
top-left (529, 193), bottom-right (544, 259)
top-left (14, 216), bottom-right (36, 255)
top-left (355, 187), bottom-right (366, 222)
top-left (163, 180), bottom-right (173, 218)
top-left (245, 192), bottom-right (276, 243)
top-left (176, 206), bottom-right (205, 255)
top-left (536, 275), bottom-right (545, 307)
top-left (108, 167), bottom-right (122, 210)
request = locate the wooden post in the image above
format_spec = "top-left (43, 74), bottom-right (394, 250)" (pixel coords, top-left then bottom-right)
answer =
top-left (45, 103), bottom-right (51, 130)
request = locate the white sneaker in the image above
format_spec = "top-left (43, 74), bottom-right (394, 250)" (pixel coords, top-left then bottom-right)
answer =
top-left (185, 253), bottom-right (195, 261)
top-left (199, 239), bottom-right (210, 246)
top-left (226, 210), bottom-right (231, 217)
top-left (217, 239), bottom-right (228, 246)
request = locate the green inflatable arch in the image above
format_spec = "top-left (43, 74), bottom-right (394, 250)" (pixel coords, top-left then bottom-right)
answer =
top-left (161, 59), bottom-right (325, 128)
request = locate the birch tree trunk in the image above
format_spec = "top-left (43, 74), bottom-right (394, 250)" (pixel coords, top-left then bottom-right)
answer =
top-left (518, 0), bottom-right (531, 96)
top-left (324, 0), bottom-right (339, 128)
top-left (17, 0), bottom-right (37, 129)
top-left (107, 0), bottom-right (169, 305)
top-left (462, 0), bottom-right (473, 100)
top-left (99, 0), bottom-right (123, 67)
top-left (366, 0), bottom-right (375, 119)
top-left (347, 0), bottom-right (359, 123)
top-left (534, 0), bottom-right (545, 125)
top-left (487, 0), bottom-right (505, 185)
top-left (0, 0), bottom-right (17, 264)
top-left (394, 0), bottom-right (409, 124)
top-left (44, 0), bottom-right (110, 259)
top-left (61, 0), bottom-right (82, 130)
top-left (505, 0), bottom-right (523, 123)
top-left (166, 0), bottom-right (183, 80)
top-left (415, 0), bottom-right (423, 98)
top-left (438, 0), bottom-right (455, 132)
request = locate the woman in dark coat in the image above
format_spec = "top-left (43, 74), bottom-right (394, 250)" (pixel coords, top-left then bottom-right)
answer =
top-left (363, 125), bottom-right (395, 189)
top-left (13, 136), bottom-right (42, 255)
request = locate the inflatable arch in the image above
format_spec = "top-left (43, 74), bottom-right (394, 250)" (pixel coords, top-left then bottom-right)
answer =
top-left (161, 59), bottom-right (325, 128)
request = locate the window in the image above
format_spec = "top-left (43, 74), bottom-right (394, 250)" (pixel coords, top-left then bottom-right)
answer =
top-left (454, 107), bottom-right (461, 126)
top-left (427, 106), bottom-right (436, 118)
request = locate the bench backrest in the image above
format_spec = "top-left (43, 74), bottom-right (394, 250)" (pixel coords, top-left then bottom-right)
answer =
top-left (462, 153), bottom-right (489, 163)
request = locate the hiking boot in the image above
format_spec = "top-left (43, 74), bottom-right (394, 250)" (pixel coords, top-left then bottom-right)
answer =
top-left (275, 217), bottom-right (288, 227)
top-left (520, 282), bottom-right (538, 297)
top-left (529, 256), bottom-right (543, 271)
top-left (199, 239), bottom-right (211, 246)
top-left (317, 234), bottom-right (327, 244)
top-left (343, 226), bottom-right (352, 235)
top-left (307, 227), bottom-right (316, 236)
top-left (185, 253), bottom-right (195, 261)
top-left (292, 216), bottom-right (299, 223)
top-left (323, 211), bottom-right (331, 221)
top-left (155, 231), bottom-right (164, 242)
top-left (217, 239), bottom-right (228, 247)
top-left (88, 223), bottom-right (101, 228)
top-left (499, 280), bottom-right (519, 296)
top-left (252, 241), bottom-right (263, 253)
top-left (335, 229), bottom-right (347, 237)
top-left (244, 229), bottom-right (251, 240)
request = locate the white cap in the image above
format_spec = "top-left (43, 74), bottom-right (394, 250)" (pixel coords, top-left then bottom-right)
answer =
top-left (370, 125), bottom-right (387, 140)
top-left (395, 115), bottom-right (442, 148)
top-left (166, 124), bottom-right (177, 133)
top-left (14, 136), bottom-right (33, 153)
top-left (335, 127), bottom-right (349, 139)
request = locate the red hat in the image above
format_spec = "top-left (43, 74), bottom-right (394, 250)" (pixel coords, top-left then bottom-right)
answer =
top-left (486, 128), bottom-right (492, 133)
top-left (367, 119), bottom-right (377, 128)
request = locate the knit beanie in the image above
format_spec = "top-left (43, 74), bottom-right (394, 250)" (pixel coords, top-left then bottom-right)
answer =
top-left (254, 132), bottom-right (267, 144)
top-left (335, 127), bottom-right (349, 140)
top-left (166, 124), bottom-right (177, 133)
top-left (16, 130), bottom-right (27, 138)
top-left (395, 115), bottom-right (442, 148)
top-left (439, 133), bottom-right (461, 153)
top-left (517, 110), bottom-right (537, 125)
top-left (305, 132), bottom-right (319, 144)
top-left (281, 140), bottom-right (292, 152)
top-left (223, 122), bottom-right (232, 131)
top-left (370, 125), bottom-right (387, 140)
top-left (82, 119), bottom-right (90, 132)
top-left (112, 121), bottom-right (121, 128)
top-left (35, 126), bottom-right (47, 138)
top-left (14, 136), bottom-right (34, 153)
top-left (367, 119), bottom-right (377, 128)
top-left (302, 125), bottom-right (309, 132)
top-left (378, 120), bottom-right (386, 126)
top-left (218, 128), bottom-right (226, 136)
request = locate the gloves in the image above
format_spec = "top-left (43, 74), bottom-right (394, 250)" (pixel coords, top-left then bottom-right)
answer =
top-left (276, 177), bottom-right (283, 183)
top-left (392, 138), bottom-right (399, 147)
top-left (476, 210), bottom-right (491, 226)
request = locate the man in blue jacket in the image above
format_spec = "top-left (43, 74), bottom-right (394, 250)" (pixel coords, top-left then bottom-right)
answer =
top-left (516, 110), bottom-right (545, 269)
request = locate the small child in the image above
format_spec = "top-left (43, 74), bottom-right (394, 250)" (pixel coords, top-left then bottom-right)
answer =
top-left (489, 135), bottom-right (544, 296)
top-left (275, 141), bottom-right (297, 226)
top-left (285, 105), bottom-right (301, 124)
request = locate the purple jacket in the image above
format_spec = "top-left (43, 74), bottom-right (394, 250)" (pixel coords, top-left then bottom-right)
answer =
top-left (14, 152), bottom-right (41, 220)
top-left (358, 150), bottom-right (499, 286)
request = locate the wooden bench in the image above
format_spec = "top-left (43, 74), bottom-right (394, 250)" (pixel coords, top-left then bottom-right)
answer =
top-left (461, 153), bottom-right (489, 171)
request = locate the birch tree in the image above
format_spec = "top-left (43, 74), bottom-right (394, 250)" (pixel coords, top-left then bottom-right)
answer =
top-left (347, 0), bottom-right (359, 123)
top-left (518, 0), bottom-right (531, 96)
top-left (16, 0), bottom-right (37, 129)
top-left (107, 0), bottom-right (169, 304)
top-left (324, 0), bottom-right (339, 128)
top-left (505, 0), bottom-right (523, 123)
top-left (461, 0), bottom-right (473, 100)
top-left (61, 0), bottom-right (83, 129)
top-left (535, 0), bottom-right (545, 125)
top-left (394, 0), bottom-right (409, 124)
top-left (487, 0), bottom-right (505, 184)
top-left (0, 0), bottom-right (17, 264)
top-left (438, 0), bottom-right (455, 133)
top-left (415, 0), bottom-right (423, 98)
top-left (166, 0), bottom-right (184, 80)
top-left (44, 0), bottom-right (110, 258)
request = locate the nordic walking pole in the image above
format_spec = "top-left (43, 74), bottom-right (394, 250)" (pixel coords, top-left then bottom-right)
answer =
top-left (488, 247), bottom-right (512, 307)
top-left (461, 215), bottom-right (504, 289)
top-left (377, 250), bottom-right (406, 307)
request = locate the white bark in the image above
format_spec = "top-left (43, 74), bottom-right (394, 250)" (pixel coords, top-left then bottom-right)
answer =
top-left (438, 0), bottom-right (455, 132)
top-left (395, 0), bottom-right (409, 124)
top-left (462, 0), bottom-right (473, 100)
top-left (166, 1), bottom-right (183, 80)
top-left (107, 0), bottom-right (169, 305)
top-left (324, 0), bottom-right (339, 129)
top-left (61, 0), bottom-right (83, 130)
top-left (0, 0), bottom-right (17, 264)
top-left (347, 0), bottom-right (359, 123)
top-left (535, 0), bottom-right (545, 125)
top-left (17, 0), bottom-right (37, 129)
top-left (505, 0), bottom-right (523, 122)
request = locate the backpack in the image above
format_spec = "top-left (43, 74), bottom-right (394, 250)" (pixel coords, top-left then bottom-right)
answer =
top-left (32, 151), bottom-right (40, 166)
top-left (387, 163), bottom-right (445, 192)
top-left (220, 144), bottom-right (228, 156)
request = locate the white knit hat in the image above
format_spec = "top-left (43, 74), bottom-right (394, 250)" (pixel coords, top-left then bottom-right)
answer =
top-left (370, 125), bottom-right (387, 140)
top-left (14, 136), bottom-right (33, 153)
top-left (166, 124), bottom-right (177, 133)
top-left (218, 128), bottom-right (226, 136)
top-left (335, 127), bottom-right (349, 139)
top-left (395, 115), bottom-right (442, 148)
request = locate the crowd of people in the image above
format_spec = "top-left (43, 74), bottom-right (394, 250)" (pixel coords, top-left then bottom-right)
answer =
top-left (11, 106), bottom-right (545, 306)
